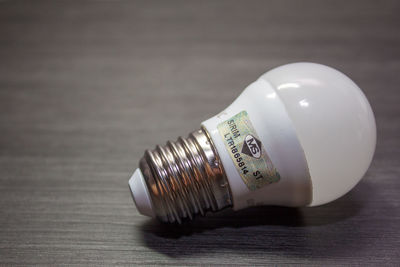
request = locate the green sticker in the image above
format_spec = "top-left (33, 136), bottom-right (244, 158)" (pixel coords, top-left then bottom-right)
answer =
top-left (217, 110), bottom-right (280, 190)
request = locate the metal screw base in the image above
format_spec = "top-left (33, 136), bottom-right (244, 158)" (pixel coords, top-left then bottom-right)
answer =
top-left (139, 127), bottom-right (233, 223)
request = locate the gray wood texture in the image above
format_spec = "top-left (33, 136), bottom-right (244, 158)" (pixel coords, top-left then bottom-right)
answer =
top-left (0, 0), bottom-right (399, 265)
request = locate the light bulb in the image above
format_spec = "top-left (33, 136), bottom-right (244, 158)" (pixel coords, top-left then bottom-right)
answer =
top-left (129, 62), bottom-right (376, 223)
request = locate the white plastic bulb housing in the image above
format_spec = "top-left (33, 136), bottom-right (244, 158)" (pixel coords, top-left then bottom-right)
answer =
top-left (129, 62), bottom-right (376, 222)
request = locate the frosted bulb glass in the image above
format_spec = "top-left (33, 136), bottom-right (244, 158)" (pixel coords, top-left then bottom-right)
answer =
top-left (261, 63), bottom-right (376, 206)
top-left (129, 62), bottom-right (376, 223)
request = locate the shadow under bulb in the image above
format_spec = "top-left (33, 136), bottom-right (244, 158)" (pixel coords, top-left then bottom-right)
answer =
top-left (128, 62), bottom-right (376, 223)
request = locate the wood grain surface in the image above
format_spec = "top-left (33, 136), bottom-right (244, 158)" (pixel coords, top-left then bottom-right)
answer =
top-left (0, 0), bottom-right (399, 265)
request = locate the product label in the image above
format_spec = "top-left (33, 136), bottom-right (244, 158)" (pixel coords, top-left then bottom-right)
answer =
top-left (217, 110), bottom-right (280, 191)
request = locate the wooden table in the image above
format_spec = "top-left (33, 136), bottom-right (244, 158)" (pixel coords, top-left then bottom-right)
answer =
top-left (1, 0), bottom-right (399, 265)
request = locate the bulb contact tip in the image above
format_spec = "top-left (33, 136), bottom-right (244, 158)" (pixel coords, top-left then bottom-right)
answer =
top-left (129, 168), bottom-right (156, 218)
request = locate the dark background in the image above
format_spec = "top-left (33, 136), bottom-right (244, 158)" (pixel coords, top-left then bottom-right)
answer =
top-left (1, 0), bottom-right (399, 265)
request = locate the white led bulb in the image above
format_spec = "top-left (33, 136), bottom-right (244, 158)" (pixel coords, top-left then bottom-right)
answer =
top-left (129, 62), bottom-right (376, 223)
